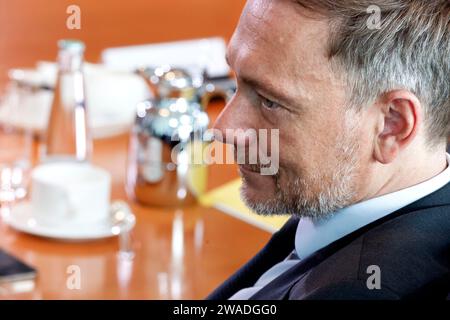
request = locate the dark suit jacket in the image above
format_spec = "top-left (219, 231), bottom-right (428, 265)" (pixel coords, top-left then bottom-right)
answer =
top-left (208, 182), bottom-right (450, 300)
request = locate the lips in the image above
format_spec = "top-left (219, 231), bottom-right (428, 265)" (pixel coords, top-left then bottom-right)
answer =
top-left (239, 164), bottom-right (262, 173)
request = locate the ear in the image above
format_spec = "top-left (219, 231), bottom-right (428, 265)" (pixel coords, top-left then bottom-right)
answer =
top-left (373, 90), bottom-right (422, 164)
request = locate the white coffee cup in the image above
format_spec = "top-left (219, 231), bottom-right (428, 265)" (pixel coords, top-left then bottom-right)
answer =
top-left (30, 162), bottom-right (111, 226)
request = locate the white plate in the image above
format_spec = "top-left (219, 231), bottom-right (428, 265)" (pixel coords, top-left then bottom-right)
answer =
top-left (3, 202), bottom-right (127, 241)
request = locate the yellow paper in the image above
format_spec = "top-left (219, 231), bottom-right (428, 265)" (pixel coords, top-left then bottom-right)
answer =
top-left (199, 179), bottom-right (290, 233)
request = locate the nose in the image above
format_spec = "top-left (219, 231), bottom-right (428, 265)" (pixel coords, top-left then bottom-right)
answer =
top-left (212, 93), bottom-right (255, 146)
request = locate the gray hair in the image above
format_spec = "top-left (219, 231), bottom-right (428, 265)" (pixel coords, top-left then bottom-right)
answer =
top-left (295, 0), bottom-right (450, 146)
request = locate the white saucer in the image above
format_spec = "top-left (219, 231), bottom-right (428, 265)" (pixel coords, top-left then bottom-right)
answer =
top-left (3, 202), bottom-right (128, 241)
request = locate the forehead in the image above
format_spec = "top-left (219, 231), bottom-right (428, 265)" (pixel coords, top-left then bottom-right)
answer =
top-left (227, 0), bottom-right (335, 101)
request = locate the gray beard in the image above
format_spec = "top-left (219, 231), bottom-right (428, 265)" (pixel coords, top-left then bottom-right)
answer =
top-left (240, 134), bottom-right (360, 220)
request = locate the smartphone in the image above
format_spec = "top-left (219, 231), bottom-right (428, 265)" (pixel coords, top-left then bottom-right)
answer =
top-left (0, 249), bottom-right (37, 283)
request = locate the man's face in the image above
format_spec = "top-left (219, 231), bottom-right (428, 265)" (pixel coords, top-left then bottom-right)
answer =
top-left (214, 0), bottom-right (372, 219)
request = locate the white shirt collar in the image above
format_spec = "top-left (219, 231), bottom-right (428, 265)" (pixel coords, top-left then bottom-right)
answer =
top-left (295, 153), bottom-right (450, 260)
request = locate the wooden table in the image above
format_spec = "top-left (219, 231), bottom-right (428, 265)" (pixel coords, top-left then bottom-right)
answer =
top-left (0, 103), bottom-right (271, 299)
top-left (0, 0), bottom-right (267, 300)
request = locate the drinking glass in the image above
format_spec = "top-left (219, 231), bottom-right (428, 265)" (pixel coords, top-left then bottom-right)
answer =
top-left (0, 82), bottom-right (33, 207)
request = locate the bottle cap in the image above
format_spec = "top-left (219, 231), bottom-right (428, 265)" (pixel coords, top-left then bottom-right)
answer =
top-left (58, 39), bottom-right (85, 52)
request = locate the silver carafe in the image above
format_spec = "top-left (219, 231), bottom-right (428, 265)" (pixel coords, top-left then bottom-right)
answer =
top-left (126, 67), bottom-right (223, 207)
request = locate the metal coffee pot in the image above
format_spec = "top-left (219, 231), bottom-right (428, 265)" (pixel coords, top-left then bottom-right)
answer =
top-left (126, 66), bottom-right (230, 207)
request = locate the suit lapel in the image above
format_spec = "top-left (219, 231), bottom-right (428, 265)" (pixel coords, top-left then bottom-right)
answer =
top-left (248, 235), bottom-right (353, 300)
top-left (207, 216), bottom-right (300, 300)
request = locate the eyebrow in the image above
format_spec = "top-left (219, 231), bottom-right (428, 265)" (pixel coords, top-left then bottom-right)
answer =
top-left (225, 52), bottom-right (297, 107)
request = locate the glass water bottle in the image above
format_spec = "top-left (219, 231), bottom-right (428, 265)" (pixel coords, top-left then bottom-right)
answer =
top-left (44, 39), bottom-right (91, 162)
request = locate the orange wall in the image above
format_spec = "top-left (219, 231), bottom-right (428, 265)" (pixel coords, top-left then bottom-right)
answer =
top-left (0, 0), bottom-right (246, 85)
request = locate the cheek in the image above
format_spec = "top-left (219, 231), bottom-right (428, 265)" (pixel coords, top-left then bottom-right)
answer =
top-left (277, 126), bottom-right (348, 177)
top-left (278, 128), bottom-right (318, 173)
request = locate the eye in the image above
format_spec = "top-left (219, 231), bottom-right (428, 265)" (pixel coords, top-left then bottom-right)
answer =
top-left (259, 94), bottom-right (280, 110)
